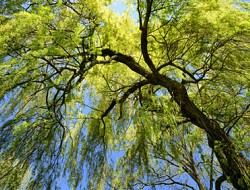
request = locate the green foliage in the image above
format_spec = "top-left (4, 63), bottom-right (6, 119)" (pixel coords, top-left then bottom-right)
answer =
top-left (0, 0), bottom-right (249, 189)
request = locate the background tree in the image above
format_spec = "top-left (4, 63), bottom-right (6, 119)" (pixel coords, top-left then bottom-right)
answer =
top-left (0, 0), bottom-right (249, 189)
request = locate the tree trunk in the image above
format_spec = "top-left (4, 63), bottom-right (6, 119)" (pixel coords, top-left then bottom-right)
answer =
top-left (108, 51), bottom-right (250, 189)
top-left (155, 73), bottom-right (250, 190)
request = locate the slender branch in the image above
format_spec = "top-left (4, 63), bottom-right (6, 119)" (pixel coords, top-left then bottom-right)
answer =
top-left (137, 0), bottom-right (143, 30)
top-left (209, 150), bottom-right (214, 190)
top-left (140, 0), bottom-right (157, 73)
top-left (101, 99), bottom-right (116, 118)
top-left (225, 103), bottom-right (250, 134)
top-left (101, 80), bottom-right (150, 119)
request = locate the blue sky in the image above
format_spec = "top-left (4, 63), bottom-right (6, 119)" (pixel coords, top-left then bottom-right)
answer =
top-left (110, 0), bottom-right (127, 15)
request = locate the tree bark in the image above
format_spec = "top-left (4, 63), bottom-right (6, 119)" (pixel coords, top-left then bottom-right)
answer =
top-left (105, 50), bottom-right (250, 189)
top-left (154, 73), bottom-right (250, 190)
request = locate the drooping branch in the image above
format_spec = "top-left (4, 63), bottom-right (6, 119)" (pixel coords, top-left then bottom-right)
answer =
top-left (101, 48), bottom-right (250, 189)
top-left (101, 79), bottom-right (151, 120)
top-left (100, 79), bottom-right (151, 145)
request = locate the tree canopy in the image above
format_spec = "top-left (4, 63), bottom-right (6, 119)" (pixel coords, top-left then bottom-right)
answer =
top-left (0, 0), bottom-right (250, 189)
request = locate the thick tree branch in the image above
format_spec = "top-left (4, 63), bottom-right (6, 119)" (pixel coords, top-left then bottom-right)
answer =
top-left (215, 175), bottom-right (226, 190)
top-left (153, 73), bottom-right (250, 189)
top-left (99, 48), bottom-right (250, 189)
top-left (101, 48), bottom-right (150, 77)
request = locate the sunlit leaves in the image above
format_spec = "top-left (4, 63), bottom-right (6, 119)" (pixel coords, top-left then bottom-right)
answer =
top-left (0, 0), bottom-right (250, 189)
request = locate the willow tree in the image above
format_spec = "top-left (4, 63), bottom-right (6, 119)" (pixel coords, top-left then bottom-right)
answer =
top-left (0, 0), bottom-right (249, 189)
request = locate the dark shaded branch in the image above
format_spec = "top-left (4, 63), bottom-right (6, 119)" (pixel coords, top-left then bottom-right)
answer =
top-left (101, 79), bottom-right (151, 119)
top-left (157, 61), bottom-right (197, 82)
top-left (153, 73), bottom-right (250, 189)
top-left (215, 174), bottom-right (226, 190)
top-left (101, 99), bottom-right (116, 118)
top-left (101, 48), bottom-right (150, 77)
top-left (140, 0), bottom-right (157, 73)
top-left (225, 103), bottom-right (250, 134)
top-left (41, 58), bottom-right (61, 74)
top-left (137, 0), bottom-right (143, 30)
top-left (119, 80), bottom-right (150, 103)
